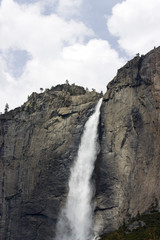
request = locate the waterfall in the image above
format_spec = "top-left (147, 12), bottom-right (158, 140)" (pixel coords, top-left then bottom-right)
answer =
top-left (55, 98), bottom-right (102, 240)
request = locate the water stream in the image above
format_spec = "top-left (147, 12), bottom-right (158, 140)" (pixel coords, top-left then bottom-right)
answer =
top-left (55, 98), bottom-right (102, 240)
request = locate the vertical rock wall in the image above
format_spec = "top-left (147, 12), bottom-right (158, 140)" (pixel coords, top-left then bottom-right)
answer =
top-left (0, 85), bottom-right (100, 240)
top-left (94, 47), bottom-right (160, 233)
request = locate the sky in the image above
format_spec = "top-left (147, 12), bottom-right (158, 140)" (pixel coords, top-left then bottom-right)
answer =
top-left (0, 0), bottom-right (160, 112)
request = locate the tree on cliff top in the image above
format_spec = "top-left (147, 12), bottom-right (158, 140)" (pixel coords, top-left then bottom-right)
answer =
top-left (4, 103), bottom-right (9, 113)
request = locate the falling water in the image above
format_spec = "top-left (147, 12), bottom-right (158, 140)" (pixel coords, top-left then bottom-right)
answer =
top-left (55, 98), bottom-right (102, 240)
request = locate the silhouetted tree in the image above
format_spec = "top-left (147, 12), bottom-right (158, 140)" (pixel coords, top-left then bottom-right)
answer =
top-left (65, 79), bottom-right (69, 85)
top-left (4, 103), bottom-right (9, 113)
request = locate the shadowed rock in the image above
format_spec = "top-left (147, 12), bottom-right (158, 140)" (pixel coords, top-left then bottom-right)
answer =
top-left (0, 84), bottom-right (101, 240)
top-left (94, 47), bottom-right (160, 234)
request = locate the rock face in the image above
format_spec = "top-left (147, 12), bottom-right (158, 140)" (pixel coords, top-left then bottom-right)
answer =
top-left (0, 84), bottom-right (101, 240)
top-left (94, 47), bottom-right (160, 233)
top-left (0, 47), bottom-right (160, 240)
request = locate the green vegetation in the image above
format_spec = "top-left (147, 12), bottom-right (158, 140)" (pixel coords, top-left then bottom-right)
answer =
top-left (100, 212), bottom-right (160, 240)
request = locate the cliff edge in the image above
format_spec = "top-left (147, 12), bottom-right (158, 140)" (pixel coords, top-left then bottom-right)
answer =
top-left (0, 84), bottom-right (101, 240)
top-left (94, 47), bottom-right (160, 234)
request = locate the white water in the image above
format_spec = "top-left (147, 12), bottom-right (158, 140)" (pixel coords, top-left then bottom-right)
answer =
top-left (55, 98), bottom-right (102, 240)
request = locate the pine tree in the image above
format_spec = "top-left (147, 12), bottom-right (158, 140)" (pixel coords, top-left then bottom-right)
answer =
top-left (4, 103), bottom-right (9, 113)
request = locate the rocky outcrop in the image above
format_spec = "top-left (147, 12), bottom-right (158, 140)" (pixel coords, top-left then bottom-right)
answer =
top-left (0, 84), bottom-right (101, 240)
top-left (94, 47), bottom-right (160, 233)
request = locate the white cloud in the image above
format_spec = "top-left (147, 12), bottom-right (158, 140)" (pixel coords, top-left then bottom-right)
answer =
top-left (56, 0), bottom-right (83, 18)
top-left (17, 39), bottom-right (125, 95)
top-left (61, 39), bottom-right (125, 90)
top-left (0, 54), bottom-right (17, 87)
top-left (107, 0), bottom-right (160, 56)
top-left (0, 0), bottom-right (125, 112)
top-left (0, 0), bottom-right (91, 53)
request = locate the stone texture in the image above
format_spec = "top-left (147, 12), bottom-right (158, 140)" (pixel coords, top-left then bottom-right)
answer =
top-left (127, 220), bottom-right (146, 232)
top-left (0, 84), bottom-right (101, 240)
top-left (94, 47), bottom-right (160, 234)
top-left (1, 47), bottom-right (160, 239)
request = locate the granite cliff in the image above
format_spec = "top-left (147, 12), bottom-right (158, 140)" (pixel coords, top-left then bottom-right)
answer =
top-left (0, 84), bottom-right (101, 240)
top-left (94, 47), bottom-right (160, 234)
top-left (0, 47), bottom-right (160, 240)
